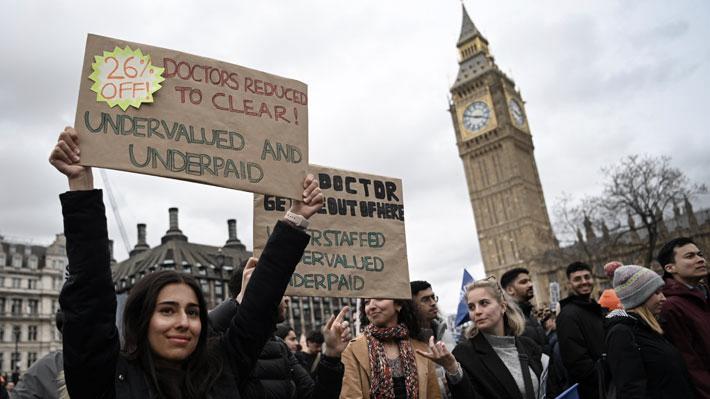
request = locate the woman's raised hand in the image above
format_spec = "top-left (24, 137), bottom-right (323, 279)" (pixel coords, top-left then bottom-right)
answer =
top-left (323, 306), bottom-right (351, 357)
top-left (48, 127), bottom-right (93, 190)
top-left (288, 173), bottom-right (323, 219)
top-left (416, 336), bottom-right (459, 374)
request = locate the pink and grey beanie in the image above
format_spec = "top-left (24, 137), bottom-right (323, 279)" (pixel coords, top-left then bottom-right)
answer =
top-left (613, 265), bottom-right (664, 309)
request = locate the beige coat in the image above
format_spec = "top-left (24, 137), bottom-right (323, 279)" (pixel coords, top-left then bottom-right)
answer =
top-left (340, 334), bottom-right (442, 399)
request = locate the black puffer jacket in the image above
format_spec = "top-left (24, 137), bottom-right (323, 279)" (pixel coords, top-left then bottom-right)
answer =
top-left (251, 337), bottom-right (313, 399)
top-left (556, 295), bottom-right (605, 399)
top-left (605, 310), bottom-right (695, 399)
top-left (59, 190), bottom-right (309, 399)
top-left (209, 300), bottom-right (343, 399)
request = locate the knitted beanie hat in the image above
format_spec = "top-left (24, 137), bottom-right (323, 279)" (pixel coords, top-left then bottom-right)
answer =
top-left (613, 265), bottom-right (664, 309)
top-left (603, 261), bottom-right (623, 278)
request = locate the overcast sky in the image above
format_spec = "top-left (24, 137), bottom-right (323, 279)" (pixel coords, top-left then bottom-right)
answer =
top-left (2, 1), bottom-right (709, 314)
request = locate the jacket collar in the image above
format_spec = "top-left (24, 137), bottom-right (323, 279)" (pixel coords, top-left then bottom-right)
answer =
top-left (468, 333), bottom-right (524, 399)
top-left (663, 277), bottom-right (709, 304)
top-left (560, 294), bottom-right (605, 315)
top-left (517, 301), bottom-right (533, 317)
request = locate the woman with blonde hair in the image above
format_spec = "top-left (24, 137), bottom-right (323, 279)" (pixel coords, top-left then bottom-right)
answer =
top-left (419, 278), bottom-right (543, 399)
top-left (605, 265), bottom-right (694, 398)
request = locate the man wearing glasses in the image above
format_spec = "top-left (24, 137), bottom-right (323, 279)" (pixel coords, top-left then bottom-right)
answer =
top-left (411, 280), bottom-right (456, 398)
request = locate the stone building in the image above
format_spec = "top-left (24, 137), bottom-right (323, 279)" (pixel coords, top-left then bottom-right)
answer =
top-left (448, 6), bottom-right (557, 301)
top-left (112, 207), bottom-right (252, 309)
top-left (0, 234), bottom-right (64, 376)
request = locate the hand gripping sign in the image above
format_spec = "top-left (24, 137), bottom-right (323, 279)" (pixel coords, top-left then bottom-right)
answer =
top-left (254, 165), bottom-right (411, 299)
top-left (74, 34), bottom-right (308, 199)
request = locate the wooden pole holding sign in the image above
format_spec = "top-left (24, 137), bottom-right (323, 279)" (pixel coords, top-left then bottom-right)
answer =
top-left (74, 34), bottom-right (308, 199)
top-left (254, 165), bottom-right (411, 300)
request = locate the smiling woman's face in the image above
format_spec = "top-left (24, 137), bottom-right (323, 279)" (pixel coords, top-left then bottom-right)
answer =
top-left (148, 283), bottom-right (202, 363)
top-left (364, 298), bottom-right (400, 328)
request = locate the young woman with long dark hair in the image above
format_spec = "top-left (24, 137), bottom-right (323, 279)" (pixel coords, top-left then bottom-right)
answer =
top-left (50, 127), bottom-right (323, 399)
top-left (340, 298), bottom-right (441, 399)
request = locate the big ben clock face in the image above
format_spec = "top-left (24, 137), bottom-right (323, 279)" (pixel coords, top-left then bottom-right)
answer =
top-left (509, 99), bottom-right (525, 126)
top-left (463, 101), bottom-right (491, 132)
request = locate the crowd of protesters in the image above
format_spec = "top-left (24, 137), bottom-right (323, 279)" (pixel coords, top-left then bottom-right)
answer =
top-left (9, 126), bottom-right (705, 398)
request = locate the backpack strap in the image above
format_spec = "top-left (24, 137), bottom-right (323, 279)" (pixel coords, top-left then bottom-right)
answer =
top-left (309, 352), bottom-right (321, 374)
top-left (518, 352), bottom-right (536, 399)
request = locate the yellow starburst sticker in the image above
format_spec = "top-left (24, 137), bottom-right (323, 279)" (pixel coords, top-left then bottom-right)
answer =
top-left (89, 46), bottom-right (165, 111)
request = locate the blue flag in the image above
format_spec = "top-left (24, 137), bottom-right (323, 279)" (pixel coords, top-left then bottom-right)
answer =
top-left (555, 383), bottom-right (579, 399)
top-left (455, 269), bottom-right (475, 326)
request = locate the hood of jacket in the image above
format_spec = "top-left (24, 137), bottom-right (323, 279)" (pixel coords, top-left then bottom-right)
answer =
top-left (560, 294), bottom-right (604, 315)
top-left (604, 309), bottom-right (634, 328)
top-left (662, 277), bottom-right (708, 302)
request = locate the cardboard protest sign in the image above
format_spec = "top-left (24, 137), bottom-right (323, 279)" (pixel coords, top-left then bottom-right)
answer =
top-left (254, 165), bottom-right (410, 299)
top-left (74, 34), bottom-right (308, 199)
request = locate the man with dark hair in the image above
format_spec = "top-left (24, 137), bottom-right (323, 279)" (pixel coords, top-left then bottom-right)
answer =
top-left (500, 268), bottom-right (547, 352)
top-left (657, 237), bottom-right (710, 399)
top-left (555, 261), bottom-right (605, 399)
top-left (410, 280), bottom-right (456, 398)
top-left (295, 330), bottom-right (326, 376)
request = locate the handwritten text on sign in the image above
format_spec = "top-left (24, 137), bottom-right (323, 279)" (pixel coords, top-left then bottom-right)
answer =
top-left (75, 34), bottom-right (308, 199)
top-left (254, 166), bottom-right (411, 299)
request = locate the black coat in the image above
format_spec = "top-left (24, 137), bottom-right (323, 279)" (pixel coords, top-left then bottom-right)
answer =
top-left (605, 311), bottom-right (695, 399)
top-left (59, 189), bottom-right (309, 399)
top-left (248, 336), bottom-right (314, 399)
top-left (209, 300), bottom-right (344, 399)
top-left (449, 333), bottom-right (543, 399)
top-left (518, 301), bottom-right (548, 353)
top-left (556, 295), bottom-right (605, 399)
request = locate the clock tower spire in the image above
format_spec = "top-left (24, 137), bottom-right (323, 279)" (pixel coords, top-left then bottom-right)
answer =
top-left (449, 6), bottom-right (557, 301)
top-left (457, 5), bottom-right (490, 60)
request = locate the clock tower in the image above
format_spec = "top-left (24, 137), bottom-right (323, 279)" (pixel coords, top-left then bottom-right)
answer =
top-left (450, 6), bottom-right (557, 292)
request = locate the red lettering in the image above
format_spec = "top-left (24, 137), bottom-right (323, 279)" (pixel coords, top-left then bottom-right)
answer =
top-left (177, 62), bottom-right (192, 80)
top-left (275, 106), bottom-right (290, 123)
top-left (244, 77), bottom-right (254, 93)
top-left (243, 99), bottom-right (257, 116)
top-left (258, 102), bottom-right (273, 119)
top-left (212, 93), bottom-right (228, 110)
top-left (226, 73), bottom-right (240, 90)
top-left (163, 58), bottom-right (177, 78)
top-left (101, 82), bottom-right (117, 99)
top-left (175, 86), bottom-right (190, 103)
top-left (253, 79), bottom-right (265, 95)
top-left (106, 57), bottom-right (123, 79)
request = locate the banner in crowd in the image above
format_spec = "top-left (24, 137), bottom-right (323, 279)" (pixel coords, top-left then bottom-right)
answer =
top-left (253, 165), bottom-right (410, 299)
top-left (455, 268), bottom-right (475, 326)
top-left (74, 34), bottom-right (308, 199)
